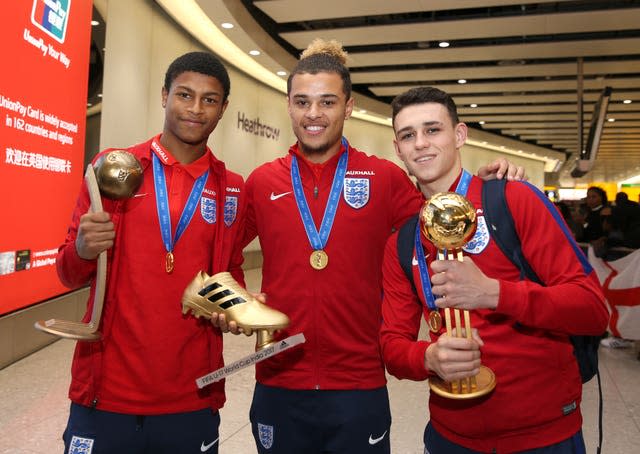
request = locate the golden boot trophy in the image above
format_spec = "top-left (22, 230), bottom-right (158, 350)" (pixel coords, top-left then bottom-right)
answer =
top-left (34, 151), bottom-right (143, 341)
top-left (421, 192), bottom-right (496, 399)
top-left (182, 271), bottom-right (290, 350)
top-left (182, 272), bottom-right (303, 388)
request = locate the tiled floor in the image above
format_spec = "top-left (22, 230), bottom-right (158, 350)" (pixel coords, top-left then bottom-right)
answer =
top-left (1, 269), bottom-right (639, 453)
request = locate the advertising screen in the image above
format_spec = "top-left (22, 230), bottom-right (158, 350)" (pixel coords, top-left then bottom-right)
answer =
top-left (0, 0), bottom-right (92, 315)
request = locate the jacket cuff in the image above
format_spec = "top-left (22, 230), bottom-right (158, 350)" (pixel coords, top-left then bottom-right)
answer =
top-left (57, 244), bottom-right (97, 287)
top-left (409, 340), bottom-right (432, 380)
top-left (496, 279), bottom-right (523, 319)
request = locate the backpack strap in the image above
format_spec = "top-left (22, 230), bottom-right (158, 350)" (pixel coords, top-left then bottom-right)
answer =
top-left (397, 214), bottom-right (419, 295)
top-left (481, 179), bottom-right (542, 284)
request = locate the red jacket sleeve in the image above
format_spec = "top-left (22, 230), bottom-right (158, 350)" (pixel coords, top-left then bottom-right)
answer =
top-left (380, 232), bottom-right (432, 381)
top-left (495, 182), bottom-right (609, 335)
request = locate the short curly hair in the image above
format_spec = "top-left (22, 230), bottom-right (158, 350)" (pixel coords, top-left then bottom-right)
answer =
top-left (164, 51), bottom-right (230, 101)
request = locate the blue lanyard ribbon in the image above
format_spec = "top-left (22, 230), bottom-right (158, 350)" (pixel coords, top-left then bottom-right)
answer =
top-left (290, 137), bottom-right (349, 251)
top-left (415, 169), bottom-right (472, 310)
top-left (152, 153), bottom-right (209, 255)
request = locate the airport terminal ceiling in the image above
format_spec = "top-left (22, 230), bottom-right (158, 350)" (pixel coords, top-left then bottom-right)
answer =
top-left (204, 0), bottom-right (640, 186)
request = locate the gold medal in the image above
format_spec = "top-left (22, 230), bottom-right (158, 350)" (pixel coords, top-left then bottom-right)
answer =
top-left (165, 252), bottom-right (174, 274)
top-left (310, 250), bottom-right (329, 270)
top-left (427, 311), bottom-right (442, 333)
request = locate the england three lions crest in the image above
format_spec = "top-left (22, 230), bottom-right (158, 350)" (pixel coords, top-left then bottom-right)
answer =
top-left (258, 423), bottom-right (274, 449)
top-left (343, 178), bottom-right (370, 209)
top-left (463, 215), bottom-right (490, 254)
top-left (224, 196), bottom-right (238, 226)
top-left (201, 197), bottom-right (216, 224)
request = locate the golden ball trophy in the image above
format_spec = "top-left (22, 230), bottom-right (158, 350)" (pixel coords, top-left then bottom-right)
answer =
top-left (34, 151), bottom-right (143, 341)
top-left (421, 192), bottom-right (496, 399)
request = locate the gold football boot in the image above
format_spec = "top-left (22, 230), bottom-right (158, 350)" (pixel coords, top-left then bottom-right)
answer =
top-left (182, 271), bottom-right (290, 350)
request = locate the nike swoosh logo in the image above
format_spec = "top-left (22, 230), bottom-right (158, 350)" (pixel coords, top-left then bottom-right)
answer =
top-left (201, 438), bottom-right (219, 452)
top-left (133, 193), bottom-right (148, 198)
top-left (270, 191), bottom-right (292, 201)
top-left (369, 431), bottom-right (387, 445)
top-left (411, 256), bottom-right (419, 266)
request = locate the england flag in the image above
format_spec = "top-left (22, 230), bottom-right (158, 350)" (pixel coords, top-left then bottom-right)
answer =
top-left (589, 247), bottom-right (640, 340)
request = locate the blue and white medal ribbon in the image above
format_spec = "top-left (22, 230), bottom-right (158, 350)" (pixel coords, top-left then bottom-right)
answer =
top-left (152, 153), bottom-right (209, 273)
top-left (454, 169), bottom-right (472, 199)
top-left (291, 137), bottom-right (349, 270)
top-left (415, 169), bottom-right (472, 331)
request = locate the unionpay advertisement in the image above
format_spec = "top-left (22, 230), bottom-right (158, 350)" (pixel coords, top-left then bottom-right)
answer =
top-left (0, 0), bottom-right (92, 315)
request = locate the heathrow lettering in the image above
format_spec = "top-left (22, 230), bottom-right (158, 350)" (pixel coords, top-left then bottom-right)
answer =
top-left (237, 111), bottom-right (280, 141)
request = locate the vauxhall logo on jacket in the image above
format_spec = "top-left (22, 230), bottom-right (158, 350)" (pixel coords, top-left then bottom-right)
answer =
top-left (343, 170), bottom-right (374, 209)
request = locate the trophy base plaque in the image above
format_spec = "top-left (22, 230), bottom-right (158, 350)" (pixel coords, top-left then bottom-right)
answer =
top-left (429, 365), bottom-right (496, 400)
top-left (34, 319), bottom-right (101, 341)
top-left (196, 333), bottom-right (306, 388)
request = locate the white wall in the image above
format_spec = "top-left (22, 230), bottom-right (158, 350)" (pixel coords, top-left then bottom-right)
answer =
top-left (461, 144), bottom-right (545, 188)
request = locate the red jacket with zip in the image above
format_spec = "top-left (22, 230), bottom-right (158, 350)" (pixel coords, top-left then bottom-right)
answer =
top-left (57, 136), bottom-right (246, 414)
top-left (380, 173), bottom-right (608, 452)
top-left (243, 142), bottom-right (423, 390)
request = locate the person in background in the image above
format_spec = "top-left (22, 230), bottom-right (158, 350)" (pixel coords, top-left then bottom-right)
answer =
top-left (582, 186), bottom-right (608, 243)
top-left (56, 52), bottom-right (244, 454)
top-left (241, 39), bottom-right (525, 454)
top-left (572, 203), bottom-right (589, 243)
top-left (614, 192), bottom-right (640, 248)
top-left (381, 86), bottom-right (608, 453)
top-left (556, 201), bottom-right (584, 242)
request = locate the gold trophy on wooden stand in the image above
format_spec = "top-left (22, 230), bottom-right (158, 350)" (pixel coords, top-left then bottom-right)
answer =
top-left (34, 151), bottom-right (143, 341)
top-left (421, 192), bottom-right (496, 399)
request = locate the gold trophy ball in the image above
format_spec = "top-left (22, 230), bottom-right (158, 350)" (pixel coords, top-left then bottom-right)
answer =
top-left (94, 150), bottom-right (143, 200)
top-left (420, 192), bottom-right (477, 249)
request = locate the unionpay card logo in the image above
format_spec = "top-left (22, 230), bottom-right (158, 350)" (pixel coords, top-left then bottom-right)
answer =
top-left (31, 0), bottom-right (71, 43)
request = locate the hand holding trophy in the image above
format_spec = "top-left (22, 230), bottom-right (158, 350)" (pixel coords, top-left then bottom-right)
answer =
top-left (421, 192), bottom-right (496, 399)
top-left (34, 150), bottom-right (143, 341)
top-left (182, 271), bottom-right (290, 350)
top-left (182, 272), bottom-right (305, 388)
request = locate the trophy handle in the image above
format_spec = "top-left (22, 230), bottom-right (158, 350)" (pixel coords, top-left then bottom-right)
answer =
top-left (429, 247), bottom-right (496, 399)
top-left (33, 165), bottom-right (106, 341)
top-left (85, 163), bottom-right (107, 334)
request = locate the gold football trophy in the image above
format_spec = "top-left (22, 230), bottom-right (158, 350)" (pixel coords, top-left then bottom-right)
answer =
top-left (34, 151), bottom-right (143, 341)
top-left (421, 192), bottom-right (496, 399)
top-left (182, 271), bottom-right (290, 350)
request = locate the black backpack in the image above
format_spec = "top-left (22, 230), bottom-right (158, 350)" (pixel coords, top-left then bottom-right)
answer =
top-left (397, 179), bottom-right (603, 452)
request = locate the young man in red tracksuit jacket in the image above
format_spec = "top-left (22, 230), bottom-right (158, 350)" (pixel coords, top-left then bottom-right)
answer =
top-left (381, 86), bottom-right (609, 453)
top-left (56, 52), bottom-right (245, 454)
top-left (242, 40), bottom-right (525, 454)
